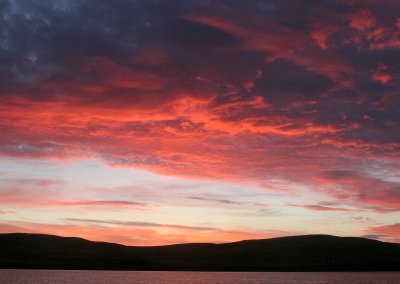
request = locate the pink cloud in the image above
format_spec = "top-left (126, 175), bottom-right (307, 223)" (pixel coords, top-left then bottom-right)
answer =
top-left (288, 204), bottom-right (357, 212)
top-left (0, 210), bottom-right (15, 214)
top-left (312, 170), bottom-right (400, 212)
top-left (365, 223), bottom-right (400, 240)
top-left (0, 178), bottom-right (150, 209)
top-left (55, 201), bottom-right (150, 207)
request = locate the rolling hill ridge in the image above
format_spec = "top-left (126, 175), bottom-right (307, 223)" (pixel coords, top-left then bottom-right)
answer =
top-left (0, 233), bottom-right (399, 271)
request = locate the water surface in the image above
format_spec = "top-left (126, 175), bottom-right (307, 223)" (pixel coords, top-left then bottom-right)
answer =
top-left (1, 270), bottom-right (399, 284)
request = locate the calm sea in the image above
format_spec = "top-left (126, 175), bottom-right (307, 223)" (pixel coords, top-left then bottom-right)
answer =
top-left (0, 270), bottom-right (399, 284)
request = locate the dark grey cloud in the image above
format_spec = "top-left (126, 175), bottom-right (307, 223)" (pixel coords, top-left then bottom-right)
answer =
top-left (254, 59), bottom-right (333, 106)
top-left (361, 234), bottom-right (384, 240)
top-left (65, 218), bottom-right (218, 231)
top-left (322, 170), bottom-right (359, 180)
top-left (185, 196), bottom-right (242, 205)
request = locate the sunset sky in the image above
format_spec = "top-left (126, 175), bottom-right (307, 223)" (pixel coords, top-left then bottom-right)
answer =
top-left (0, 0), bottom-right (399, 246)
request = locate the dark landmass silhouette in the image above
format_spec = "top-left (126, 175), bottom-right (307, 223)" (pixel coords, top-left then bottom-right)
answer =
top-left (0, 233), bottom-right (399, 271)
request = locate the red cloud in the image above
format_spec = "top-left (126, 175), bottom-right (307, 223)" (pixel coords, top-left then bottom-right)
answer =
top-left (374, 74), bottom-right (391, 85)
top-left (349, 9), bottom-right (376, 31)
top-left (311, 28), bottom-right (333, 50)
top-left (366, 17), bottom-right (400, 50)
top-left (372, 63), bottom-right (391, 85)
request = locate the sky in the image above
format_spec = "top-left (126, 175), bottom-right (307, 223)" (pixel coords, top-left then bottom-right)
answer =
top-left (0, 0), bottom-right (399, 246)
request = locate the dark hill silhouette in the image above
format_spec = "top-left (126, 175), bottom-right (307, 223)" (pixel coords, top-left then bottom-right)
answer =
top-left (0, 233), bottom-right (399, 271)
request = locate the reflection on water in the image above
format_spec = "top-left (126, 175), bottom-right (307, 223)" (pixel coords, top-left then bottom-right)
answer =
top-left (0, 270), bottom-right (399, 284)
